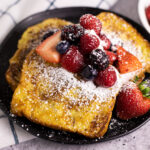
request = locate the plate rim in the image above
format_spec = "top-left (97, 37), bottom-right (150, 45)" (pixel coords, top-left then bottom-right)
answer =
top-left (0, 7), bottom-right (150, 145)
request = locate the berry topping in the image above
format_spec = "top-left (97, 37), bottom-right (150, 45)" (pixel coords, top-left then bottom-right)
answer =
top-left (100, 34), bottom-right (111, 50)
top-left (79, 34), bottom-right (100, 54)
top-left (105, 51), bottom-right (117, 65)
top-left (89, 49), bottom-right (109, 70)
top-left (80, 65), bottom-right (98, 80)
top-left (61, 25), bottom-right (84, 43)
top-left (110, 45), bottom-right (118, 52)
top-left (36, 31), bottom-right (61, 63)
top-left (145, 6), bottom-right (150, 23)
top-left (56, 40), bottom-right (70, 54)
top-left (95, 66), bottom-right (117, 87)
top-left (80, 14), bottom-right (102, 35)
top-left (42, 29), bottom-right (58, 41)
top-left (61, 46), bottom-right (84, 73)
top-left (116, 82), bottom-right (150, 120)
top-left (117, 46), bottom-right (142, 74)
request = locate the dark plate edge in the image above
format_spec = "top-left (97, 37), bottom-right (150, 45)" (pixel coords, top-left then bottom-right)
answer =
top-left (0, 7), bottom-right (150, 145)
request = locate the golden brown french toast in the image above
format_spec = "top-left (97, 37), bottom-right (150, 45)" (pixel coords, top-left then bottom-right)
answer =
top-left (9, 12), bottom-right (150, 138)
top-left (11, 50), bottom-right (115, 138)
top-left (6, 18), bottom-right (72, 90)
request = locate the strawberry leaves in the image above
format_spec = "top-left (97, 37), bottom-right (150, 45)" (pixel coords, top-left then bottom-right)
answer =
top-left (139, 79), bottom-right (150, 98)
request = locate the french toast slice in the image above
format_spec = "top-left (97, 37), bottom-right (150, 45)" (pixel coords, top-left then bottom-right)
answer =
top-left (11, 50), bottom-right (115, 138)
top-left (10, 12), bottom-right (150, 138)
top-left (6, 18), bottom-right (72, 90)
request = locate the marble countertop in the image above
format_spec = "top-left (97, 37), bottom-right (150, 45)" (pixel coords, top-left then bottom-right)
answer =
top-left (2, 0), bottom-right (150, 150)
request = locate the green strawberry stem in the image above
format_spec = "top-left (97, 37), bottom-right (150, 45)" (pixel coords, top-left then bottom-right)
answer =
top-left (133, 76), bottom-right (139, 83)
top-left (139, 79), bottom-right (150, 98)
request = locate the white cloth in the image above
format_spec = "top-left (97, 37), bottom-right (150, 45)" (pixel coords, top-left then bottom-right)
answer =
top-left (0, 0), bottom-right (118, 149)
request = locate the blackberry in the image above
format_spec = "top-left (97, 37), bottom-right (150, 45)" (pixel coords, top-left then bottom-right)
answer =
top-left (61, 25), bottom-right (84, 43)
top-left (42, 29), bottom-right (58, 41)
top-left (89, 49), bottom-right (109, 71)
top-left (56, 40), bottom-right (70, 54)
top-left (80, 65), bottom-right (98, 80)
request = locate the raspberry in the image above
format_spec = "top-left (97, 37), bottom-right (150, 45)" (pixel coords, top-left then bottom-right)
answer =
top-left (80, 14), bottom-right (102, 35)
top-left (100, 34), bottom-right (111, 50)
top-left (61, 25), bottom-right (84, 43)
top-left (61, 46), bottom-right (84, 73)
top-left (80, 65), bottom-right (98, 80)
top-left (145, 6), bottom-right (150, 22)
top-left (105, 51), bottom-right (117, 65)
top-left (95, 66), bottom-right (117, 87)
top-left (79, 34), bottom-right (100, 54)
top-left (89, 49), bottom-right (109, 70)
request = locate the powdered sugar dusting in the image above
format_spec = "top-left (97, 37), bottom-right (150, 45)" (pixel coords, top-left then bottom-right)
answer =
top-left (103, 30), bottom-right (145, 65)
top-left (27, 52), bottom-right (141, 105)
top-left (27, 29), bottom-right (144, 105)
top-left (121, 81), bottom-right (137, 93)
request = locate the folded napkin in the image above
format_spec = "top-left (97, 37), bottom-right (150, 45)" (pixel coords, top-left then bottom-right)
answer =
top-left (0, 0), bottom-right (118, 148)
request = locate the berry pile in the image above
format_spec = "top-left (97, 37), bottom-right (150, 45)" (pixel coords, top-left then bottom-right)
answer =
top-left (55, 14), bottom-right (117, 88)
top-left (36, 13), bottom-right (142, 88)
top-left (36, 14), bottom-right (144, 120)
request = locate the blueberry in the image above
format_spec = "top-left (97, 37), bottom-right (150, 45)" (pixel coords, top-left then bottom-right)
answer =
top-left (80, 65), bottom-right (98, 80)
top-left (89, 49), bottom-right (109, 71)
top-left (56, 41), bottom-right (70, 54)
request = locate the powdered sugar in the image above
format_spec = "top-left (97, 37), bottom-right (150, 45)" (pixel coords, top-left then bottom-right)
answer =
top-left (30, 29), bottom-right (144, 105)
top-left (104, 31), bottom-right (145, 65)
top-left (29, 53), bottom-right (141, 105)
top-left (121, 81), bottom-right (137, 93)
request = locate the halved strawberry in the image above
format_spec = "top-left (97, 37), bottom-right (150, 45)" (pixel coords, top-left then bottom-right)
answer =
top-left (117, 46), bottom-right (142, 74)
top-left (36, 31), bottom-right (61, 63)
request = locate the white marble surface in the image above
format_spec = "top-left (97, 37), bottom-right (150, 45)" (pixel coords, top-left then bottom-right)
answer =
top-left (1, 0), bottom-right (150, 150)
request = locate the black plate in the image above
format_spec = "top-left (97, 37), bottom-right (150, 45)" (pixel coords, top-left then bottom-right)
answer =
top-left (0, 7), bottom-right (150, 145)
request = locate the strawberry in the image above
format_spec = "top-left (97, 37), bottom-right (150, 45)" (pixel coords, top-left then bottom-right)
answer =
top-left (105, 51), bottom-right (117, 65)
top-left (80, 14), bottom-right (102, 35)
top-left (116, 82), bottom-right (150, 120)
top-left (117, 46), bottom-right (142, 74)
top-left (145, 6), bottom-right (150, 22)
top-left (36, 31), bottom-right (61, 63)
top-left (95, 66), bottom-right (117, 87)
top-left (61, 46), bottom-right (84, 73)
top-left (79, 34), bottom-right (100, 54)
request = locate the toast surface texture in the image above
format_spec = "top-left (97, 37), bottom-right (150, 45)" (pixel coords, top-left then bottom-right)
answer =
top-left (11, 50), bottom-right (115, 138)
top-left (9, 12), bottom-right (150, 138)
top-left (6, 18), bottom-right (72, 90)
